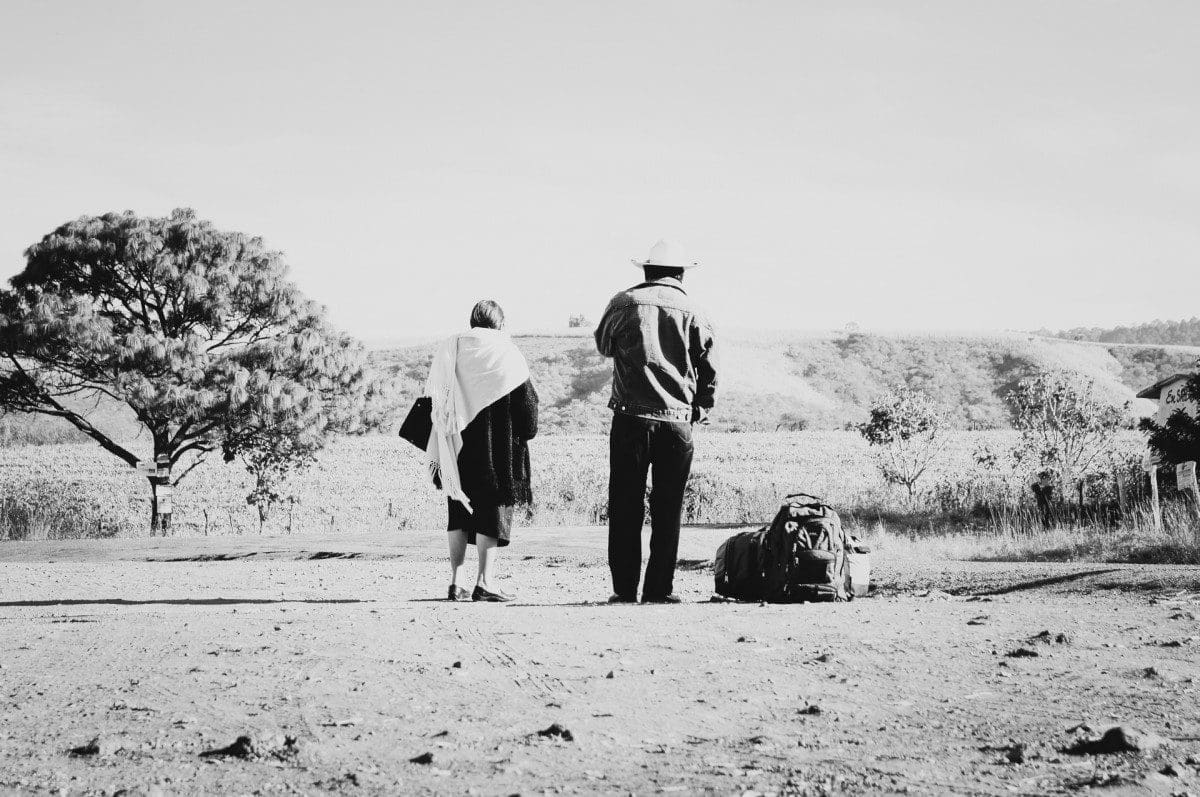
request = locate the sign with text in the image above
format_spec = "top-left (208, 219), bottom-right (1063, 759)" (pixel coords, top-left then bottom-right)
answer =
top-left (1176, 461), bottom-right (1197, 492)
top-left (1157, 378), bottom-right (1199, 425)
top-left (134, 460), bottom-right (171, 478)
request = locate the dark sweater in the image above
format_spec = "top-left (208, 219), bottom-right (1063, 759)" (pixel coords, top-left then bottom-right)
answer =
top-left (456, 379), bottom-right (539, 507)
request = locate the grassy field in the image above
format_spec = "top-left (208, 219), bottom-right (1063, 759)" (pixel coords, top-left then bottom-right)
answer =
top-left (3, 428), bottom-right (1184, 536)
top-left (0, 430), bottom-right (996, 537)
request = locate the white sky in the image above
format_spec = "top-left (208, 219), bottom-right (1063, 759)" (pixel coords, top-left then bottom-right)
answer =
top-left (1, 0), bottom-right (1197, 340)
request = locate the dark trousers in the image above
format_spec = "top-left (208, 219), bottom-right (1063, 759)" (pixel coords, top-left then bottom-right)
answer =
top-left (607, 413), bottom-right (694, 599)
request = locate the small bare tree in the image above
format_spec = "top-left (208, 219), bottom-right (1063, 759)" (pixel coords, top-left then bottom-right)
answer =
top-left (1008, 367), bottom-right (1128, 504)
top-left (1006, 370), bottom-right (1128, 497)
top-left (858, 389), bottom-right (949, 499)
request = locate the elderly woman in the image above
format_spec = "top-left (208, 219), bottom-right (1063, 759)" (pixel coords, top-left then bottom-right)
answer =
top-left (426, 300), bottom-right (538, 602)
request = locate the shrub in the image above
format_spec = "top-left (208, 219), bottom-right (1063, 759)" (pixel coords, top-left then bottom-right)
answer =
top-left (1007, 370), bottom-right (1129, 495)
top-left (858, 389), bottom-right (949, 498)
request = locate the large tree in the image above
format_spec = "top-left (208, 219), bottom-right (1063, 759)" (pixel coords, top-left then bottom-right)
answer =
top-left (0, 209), bottom-right (382, 533)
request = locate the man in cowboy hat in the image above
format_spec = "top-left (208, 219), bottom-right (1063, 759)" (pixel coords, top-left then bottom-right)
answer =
top-left (594, 239), bottom-right (718, 604)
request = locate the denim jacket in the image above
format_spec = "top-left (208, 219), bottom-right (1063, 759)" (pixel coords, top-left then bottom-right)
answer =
top-left (594, 277), bottom-right (717, 423)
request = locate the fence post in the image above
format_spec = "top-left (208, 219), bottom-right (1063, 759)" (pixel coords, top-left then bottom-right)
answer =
top-left (1115, 471), bottom-right (1126, 519)
top-left (1148, 465), bottom-right (1162, 532)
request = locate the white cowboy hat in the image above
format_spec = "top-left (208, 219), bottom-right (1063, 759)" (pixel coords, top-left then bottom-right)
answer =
top-left (631, 239), bottom-right (699, 269)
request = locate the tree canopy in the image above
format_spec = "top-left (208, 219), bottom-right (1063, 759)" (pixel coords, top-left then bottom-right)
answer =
top-left (1006, 370), bottom-right (1128, 487)
top-left (1046, 317), bottom-right (1200, 346)
top-left (0, 209), bottom-right (385, 529)
top-left (857, 388), bottom-right (949, 498)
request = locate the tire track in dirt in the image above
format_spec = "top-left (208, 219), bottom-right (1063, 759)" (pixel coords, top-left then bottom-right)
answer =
top-left (434, 614), bottom-right (575, 699)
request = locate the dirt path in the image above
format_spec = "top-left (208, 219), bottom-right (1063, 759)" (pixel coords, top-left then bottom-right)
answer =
top-left (1, 528), bottom-right (1198, 795)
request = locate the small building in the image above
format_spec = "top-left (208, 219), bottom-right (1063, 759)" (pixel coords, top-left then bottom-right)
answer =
top-left (1137, 373), bottom-right (1198, 426)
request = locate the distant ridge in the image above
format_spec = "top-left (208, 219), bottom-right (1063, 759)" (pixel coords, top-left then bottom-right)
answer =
top-left (1042, 317), bottom-right (1200, 347)
top-left (5, 329), bottom-right (1193, 444)
top-left (371, 330), bottom-right (1191, 433)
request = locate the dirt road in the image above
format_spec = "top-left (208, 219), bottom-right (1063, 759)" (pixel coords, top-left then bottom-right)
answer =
top-left (1, 528), bottom-right (1198, 795)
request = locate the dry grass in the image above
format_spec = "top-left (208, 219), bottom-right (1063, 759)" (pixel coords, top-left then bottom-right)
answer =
top-left (2, 431), bottom-right (1194, 564)
top-left (859, 500), bottom-right (1200, 565)
top-left (0, 482), bottom-right (122, 541)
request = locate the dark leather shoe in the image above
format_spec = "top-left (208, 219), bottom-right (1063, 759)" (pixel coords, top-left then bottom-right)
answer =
top-left (607, 594), bottom-right (636, 604)
top-left (447, 585), bottom-right (470, 601)
top-left (641, 594), bottom-right (682, 604)
top-left (472, 585), bottom-right (514, 603)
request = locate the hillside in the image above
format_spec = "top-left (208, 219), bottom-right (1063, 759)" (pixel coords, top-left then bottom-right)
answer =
top-left (3, 330), bottom-right (1194, 444)
top-left (372, 330), bottom-right (1196, 433)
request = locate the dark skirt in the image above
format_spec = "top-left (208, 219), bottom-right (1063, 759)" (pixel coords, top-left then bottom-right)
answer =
top-left (447, 499), bottom-right (514, 547)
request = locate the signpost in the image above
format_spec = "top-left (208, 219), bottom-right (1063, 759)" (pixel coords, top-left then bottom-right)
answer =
top-left (1177, 461), bottom-right (1199, 520)
top-left (133, 455), bottom-right (173, 535)
top-left (1144, 453), bottom-right (1162, 532)
top-left (157, 483), bottom-right (173, 515)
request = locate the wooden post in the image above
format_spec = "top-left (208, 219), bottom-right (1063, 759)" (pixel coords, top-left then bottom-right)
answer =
top-left (1115, 471), bottom-right (1127, 519)
top-left (1148, 465), bottom-right (1162, 532)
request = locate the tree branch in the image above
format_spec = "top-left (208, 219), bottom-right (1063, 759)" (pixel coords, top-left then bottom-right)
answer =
top-left (171, 449), bottom-right (211, 485)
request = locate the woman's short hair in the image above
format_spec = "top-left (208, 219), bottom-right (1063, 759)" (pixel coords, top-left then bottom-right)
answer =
top-left (470, 300), bottom-right (505, 330)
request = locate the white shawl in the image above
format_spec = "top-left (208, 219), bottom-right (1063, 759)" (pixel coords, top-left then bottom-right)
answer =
top-left (425, 328), bottom-right (530, 512)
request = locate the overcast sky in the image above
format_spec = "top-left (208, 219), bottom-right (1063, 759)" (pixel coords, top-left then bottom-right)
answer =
top-left (1, 1), bottom-right (1197, 340)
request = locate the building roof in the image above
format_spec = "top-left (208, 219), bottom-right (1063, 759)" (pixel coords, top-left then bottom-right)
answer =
top-left (1137, 373), bottom-right (1193, 400)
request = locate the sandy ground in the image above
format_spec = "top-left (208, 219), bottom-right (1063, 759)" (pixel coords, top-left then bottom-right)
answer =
top-left (1, 527), bottom-right (1199, 796)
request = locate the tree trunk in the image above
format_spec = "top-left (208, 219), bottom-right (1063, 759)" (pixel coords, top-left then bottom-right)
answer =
top-left (149, 477), bottom-right (161, 536)
top-left (149, 478), bottom-right (173, 535)
top-left (148, 454), bottom-right (173, 536)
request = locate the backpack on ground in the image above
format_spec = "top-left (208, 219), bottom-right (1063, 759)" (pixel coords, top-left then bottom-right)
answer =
top-left (713, 493), bottom-right (866, 603)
